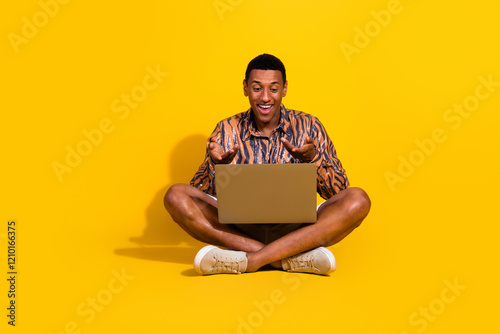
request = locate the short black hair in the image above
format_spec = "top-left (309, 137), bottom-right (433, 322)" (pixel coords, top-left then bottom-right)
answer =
top-left (245, 54), bottom-right (286, 84)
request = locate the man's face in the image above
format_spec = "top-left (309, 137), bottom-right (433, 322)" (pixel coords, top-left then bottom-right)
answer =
top-left (243, 69), bottom-right (287, 131)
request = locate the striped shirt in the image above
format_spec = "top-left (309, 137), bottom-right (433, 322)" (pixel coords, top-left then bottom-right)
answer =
top-left (190, 105), bottom-right (349, 199)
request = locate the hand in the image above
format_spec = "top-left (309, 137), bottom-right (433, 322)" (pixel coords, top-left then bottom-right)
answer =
top-left (281, 136), bottom-right (316, 162)
top-left (207, 137), bottom-right (239, 164)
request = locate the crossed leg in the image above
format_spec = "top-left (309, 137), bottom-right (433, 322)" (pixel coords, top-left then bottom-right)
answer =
top-left (164, 183), bottom-right (371, 272)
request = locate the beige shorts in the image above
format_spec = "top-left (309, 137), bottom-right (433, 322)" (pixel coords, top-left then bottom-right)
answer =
top-left (208, 194), bottom-right (326, 244)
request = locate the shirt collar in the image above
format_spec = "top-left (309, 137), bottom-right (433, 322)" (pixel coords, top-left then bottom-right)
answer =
top-left (242, 104), bottom-right (290, 140)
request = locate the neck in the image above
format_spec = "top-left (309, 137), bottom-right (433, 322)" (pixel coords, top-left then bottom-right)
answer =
top-left (252, 109), bottom-right (280, 137)
top-left (255, 118), bottom-right (279, 137)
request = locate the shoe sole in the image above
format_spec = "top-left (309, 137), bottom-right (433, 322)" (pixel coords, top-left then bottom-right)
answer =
top-left (317, 247), bottom-right (337, 274)
top-left (193, 245), bottom-right (218, 275)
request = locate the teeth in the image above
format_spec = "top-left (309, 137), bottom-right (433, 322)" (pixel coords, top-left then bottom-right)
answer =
top-left (259, 105), bottom-right (272, 109)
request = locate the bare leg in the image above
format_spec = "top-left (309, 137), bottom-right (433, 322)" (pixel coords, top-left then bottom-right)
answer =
top-left (245, 187), bottom-right (371, 272)
top-left (164, 183), bottom-right (265, 253)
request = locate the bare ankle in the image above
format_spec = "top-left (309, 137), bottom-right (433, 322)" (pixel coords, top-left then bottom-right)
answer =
top-left (245, 252), bottom-right (262, 272)
top-left (269, 260), bottom-right (283, 269)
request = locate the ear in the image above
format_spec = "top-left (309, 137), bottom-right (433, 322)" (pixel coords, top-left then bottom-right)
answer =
top-left (243, 79), bottom-right (249, 97)
top-left (282, 81), bottom-right (288, 97)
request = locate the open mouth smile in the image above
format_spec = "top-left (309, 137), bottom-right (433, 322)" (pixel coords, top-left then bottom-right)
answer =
top-left (257, 104), bottom-right (273, 115)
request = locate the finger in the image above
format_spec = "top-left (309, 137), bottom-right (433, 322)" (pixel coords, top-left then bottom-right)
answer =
top-left (219, 147), bottom-right (239, 163)
top-left (293, 142), bottom-right (313, 153)
top-left (228, 145), bottom-right (240, 158)
top-left (210, 140), bottom-right (225, 153)
top-left (220, 145), bottom-right (236, 159)
top-left (226, 150), bottom-right (238, 162)
top-left (221, 142), bottom-right (239, 155)
top-left (293, 146), bottom-right (309, 155)
top-left (220, 150), bottom-right (232, 160)
top-left (209, 142), bottom-right (221, 154)
top-left (208, 144), bottom-right (222, 162)
top-left (281, 138), bottom-right (297, 152)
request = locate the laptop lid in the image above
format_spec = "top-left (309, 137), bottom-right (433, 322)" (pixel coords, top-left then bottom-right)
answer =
top-left (215, 164), bottom-right (317, 224)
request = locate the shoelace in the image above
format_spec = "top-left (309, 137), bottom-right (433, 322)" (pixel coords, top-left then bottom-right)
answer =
top-left (211, 255), bottom-right (243, 274)
top-left (288, 255), bottom-right (319, 272)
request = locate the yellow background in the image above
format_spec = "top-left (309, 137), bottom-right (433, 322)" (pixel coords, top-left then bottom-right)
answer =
top-left (2, 0), bottom-right (499, 333)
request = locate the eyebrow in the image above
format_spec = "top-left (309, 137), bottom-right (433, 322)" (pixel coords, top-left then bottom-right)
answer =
top-left (251, 80), bottom-right (281, 85)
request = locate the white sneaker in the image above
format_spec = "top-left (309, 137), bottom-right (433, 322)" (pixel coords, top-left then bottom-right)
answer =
top-left (194, 245), bottom-right (248, 275)
top-left (281, 247), bottom-right (336, 275)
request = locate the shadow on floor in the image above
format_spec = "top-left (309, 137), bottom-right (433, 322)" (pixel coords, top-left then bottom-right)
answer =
top-left (180, 268), bottom-right (199, 277)
top-left (179, 265), bottom-right (281, 277)
top-left (114, 134), bottom-right (208, 265)
top-left (114, 246), bottom-right (200, 265)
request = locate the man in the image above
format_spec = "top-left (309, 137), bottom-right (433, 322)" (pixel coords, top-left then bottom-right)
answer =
top-left (164, 54), bottom-right (370, 275)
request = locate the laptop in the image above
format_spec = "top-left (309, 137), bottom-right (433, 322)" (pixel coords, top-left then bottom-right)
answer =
top-left (215, 163), bottom-right (317, 224)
